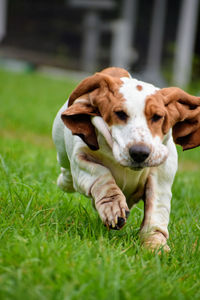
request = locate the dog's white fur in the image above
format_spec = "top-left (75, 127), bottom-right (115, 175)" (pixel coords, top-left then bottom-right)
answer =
top-left (52, 72), bottom-right (179, 251)
top-left (111, 77), bottom-right (170, 168)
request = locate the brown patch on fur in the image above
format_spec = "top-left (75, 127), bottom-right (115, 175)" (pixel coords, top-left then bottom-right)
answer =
top-left (145, 87), bottom-right (200, 150)
top-left (78, 153), bottom-right (100, 164)
top-left (96, 193), bottom-right (122, 205)
top-left (61, 67), bottom-right (129, 150)
top-left (141, 175), bottom-right (154, 230)
top-left (89, 87), bottom-right (128, 126)
top-left (128, 186), bottom-right (145, 205)
top-left (145, 94), bottom-right (166, 140)
top-left (136, 85), bottom-right (143, 91)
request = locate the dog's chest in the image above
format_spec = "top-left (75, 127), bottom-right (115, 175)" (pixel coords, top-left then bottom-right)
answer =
top-left (91, 148), bottom-right (149, 204)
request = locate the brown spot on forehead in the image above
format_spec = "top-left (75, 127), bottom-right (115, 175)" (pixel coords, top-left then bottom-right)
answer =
top-left (136, 85), bottom-right (143, 91)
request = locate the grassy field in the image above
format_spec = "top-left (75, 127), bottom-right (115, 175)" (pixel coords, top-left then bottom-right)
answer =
top-left (0, 69), bottom-right (200, 300)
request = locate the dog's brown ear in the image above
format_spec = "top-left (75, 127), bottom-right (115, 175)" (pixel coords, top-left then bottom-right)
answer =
top-left (61, 96), bottom-right (100, 151)
top-left (68, 72), bottom-right (119, 106)
top-left (161, 87), bottom-right (200, 150)
top-left (61, 71), bottom-right (120, 150)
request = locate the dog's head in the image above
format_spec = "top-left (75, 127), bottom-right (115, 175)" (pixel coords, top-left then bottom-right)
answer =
top-left (61, 67), bottom-right (200, 169)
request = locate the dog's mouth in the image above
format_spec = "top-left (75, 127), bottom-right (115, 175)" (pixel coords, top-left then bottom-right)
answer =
top-left (129, 156), bottom-right (168, 169)
top-left (129, 165), bottom-right (145, 171)
top-left (127, 154), bottom-right (168, 169)
top-left (116, 158), bottom-right (148, 171)
top-left (116, 157), bottom-right (166, 171)
top-left (128, 160), bottom-right (150, 170)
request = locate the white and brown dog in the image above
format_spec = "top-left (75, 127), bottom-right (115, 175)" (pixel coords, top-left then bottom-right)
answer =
top-left (52, 67), bottom-right (200, 251)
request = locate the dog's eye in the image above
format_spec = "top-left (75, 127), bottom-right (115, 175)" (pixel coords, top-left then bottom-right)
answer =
top-left (114, 110), bottom-right (128, 121)
top-left (151, 114), bottom-right (163, 122)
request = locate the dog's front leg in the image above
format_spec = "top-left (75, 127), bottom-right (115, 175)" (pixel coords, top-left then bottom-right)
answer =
top-left (140, 144), bottom-right (177, 252)
top-left (71, 152), bottom-right (130, 230)
top-left (90, 173), bottom-right (130, 229)
top-left (140, 173), bottom-right (172, 252)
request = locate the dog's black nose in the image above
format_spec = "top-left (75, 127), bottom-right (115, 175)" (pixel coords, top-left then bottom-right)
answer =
top-left (129, 144), bottom-right (151, 163)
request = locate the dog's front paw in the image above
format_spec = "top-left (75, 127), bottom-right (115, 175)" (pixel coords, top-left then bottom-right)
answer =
top-left (141, 231), bottom-right (170, 253)
top-left (96, 195), bottom-right (130, 230)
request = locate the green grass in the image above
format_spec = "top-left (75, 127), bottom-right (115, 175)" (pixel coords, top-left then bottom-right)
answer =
top-left (0, 69), bottom-right (200, 300)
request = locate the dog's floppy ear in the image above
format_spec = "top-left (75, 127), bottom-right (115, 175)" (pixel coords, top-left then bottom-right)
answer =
top-left (61, 72), bottom-right (119, 150)
top-left (61, 96), bottom-right (100, 150)
top-left (161, 87), bottom-right (200, 150)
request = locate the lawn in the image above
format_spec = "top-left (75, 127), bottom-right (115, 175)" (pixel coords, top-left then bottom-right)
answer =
top-left (0, 69), bottom-right (200, 300)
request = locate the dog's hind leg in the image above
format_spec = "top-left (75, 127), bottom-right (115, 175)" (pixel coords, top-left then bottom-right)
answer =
top-left (57, 167), bottom-right (74, 193)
